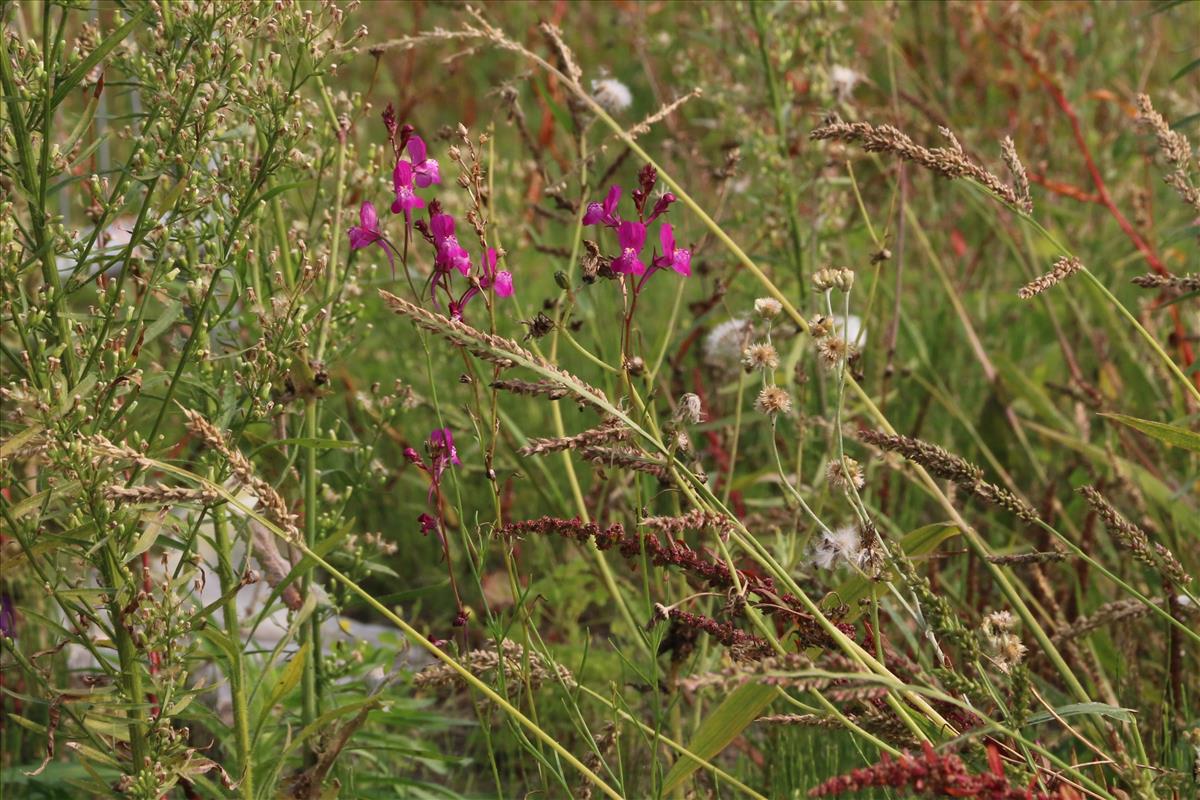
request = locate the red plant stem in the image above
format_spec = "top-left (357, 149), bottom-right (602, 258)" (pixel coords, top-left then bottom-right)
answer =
top-left (1026, 172), bottom-right (1101, 205)
top-left (997, 30), bottom-right (1198, 387)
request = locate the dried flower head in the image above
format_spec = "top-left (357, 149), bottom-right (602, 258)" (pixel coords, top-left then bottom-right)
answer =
top-left (755, 385), bottom-right (792, 416)
top-left (754, 297), bottom-right (783, 319)
top-left (675, 392), bottom-right (704, 424)
top-left (981, 610), bottom-right (1024, 672)
top-left (704, 316), bottom-right (755, 372)
top-left (812, 266), bottom-right (855, 293)
top-left (828, 65), bottom-right (863, 101)
top-left (742, 342), bottom-right (780, 372)
top-left (808, 314), bottom-right (835, 339)
top-left (826, 457), bottom-right (865, 491)
top-left (817, 336), bottom-right (856, 369)
top-left (981, 610), bottom-right (1016, 635)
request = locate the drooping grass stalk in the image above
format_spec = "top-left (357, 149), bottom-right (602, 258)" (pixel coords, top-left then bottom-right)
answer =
top-left (1031, 519), bottom-right (1200, 645)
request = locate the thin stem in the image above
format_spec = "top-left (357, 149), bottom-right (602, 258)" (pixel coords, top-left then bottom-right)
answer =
top-left (212, 506), bottom-right (255, 798)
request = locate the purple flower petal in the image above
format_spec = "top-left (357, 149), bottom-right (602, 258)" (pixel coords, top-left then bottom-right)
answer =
top-left (407, 135), bottom-right (427, 163)
top-left (493, 270), bottom-right (514, 297)
top-left (360, 200), bottom-right (379, 231)
top-left (648, 192), bottom-right (676, 222)
top-left (602, 184), bottom-right (622, 218)
top-left (347, 226), bottom-right (376, 250)
top-left (393, 159), bottom-right (413, 190)
top-left (414, 159), bottom-right (440, 188)
top-left (670, 247), bottom-right (691, 276)
top-left (617, 220), bottom-right (647, 252)
top-left (583, 184), bottom-right (623, 227)
top-left (431, 213), bottom-right (455, 242)
top-left (614, 220), bottom-right (648, 275)
top-left (659, 222), bottom-right (675, 254)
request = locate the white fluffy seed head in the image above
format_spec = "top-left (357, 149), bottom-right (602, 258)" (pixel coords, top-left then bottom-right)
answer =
top-left (592, 77), bottom-right (633, 113)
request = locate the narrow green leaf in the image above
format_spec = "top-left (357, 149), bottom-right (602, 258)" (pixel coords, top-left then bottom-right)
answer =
top-left (127, 510), bottom-right (167, 558)
top-left (249, 180), bottom-right (312, 212)
top-left (1170, 56), bottom-right (1200, 81)
top-left (265, 642), bottom-right (310, 714)
top-left (1025, 702), bottom-right (1135, 726)
top-left (141, 303), bottom-right (182, 346)
top-left (7, 481), bottom-right (81, 520)
top-left (282, 699), bottom-right (378, 757)
top-left (197, 626), bottom-right (242, 665)
top-left (1, 424), bottom-right (43, 459)
top-left (51, 9), bottom-right (146, 109)
top-left (661, 682), bottom-right (776, 794)
top-left (1100, 412), bottom-right (1200, 453)
top-left (248, 437), bottom-right (358, 457)
top-left (532, 77), bottom-right (575, 136)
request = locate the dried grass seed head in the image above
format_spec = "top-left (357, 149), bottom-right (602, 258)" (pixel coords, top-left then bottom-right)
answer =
top-left (1018, 256), bottom-right (1083, 299)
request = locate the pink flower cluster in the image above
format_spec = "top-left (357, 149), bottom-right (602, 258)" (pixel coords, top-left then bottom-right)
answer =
top-left (347, 106), bottom-right (512, 321)
top-left (582, 164), bottom-right (690, 281)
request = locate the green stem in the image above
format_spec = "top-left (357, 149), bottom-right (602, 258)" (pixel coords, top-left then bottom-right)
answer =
top-left (101, 547), bottom-right (148, 766)
top-left (212, 507), bottom-right (255, 798)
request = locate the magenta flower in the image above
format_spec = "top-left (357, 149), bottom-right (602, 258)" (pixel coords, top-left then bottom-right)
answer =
top-left (583, 184), bottom-right (623, 228)
top-left (406, 135), bottom-right (441, 188)
top-left (418, 512), bottom-right (438, 537)
top-left (428, 427), bottom-right (461, 476)
top-left (451, 248), bottom-right (514, 319)
top-left (391, 160), bottom-right (426, 220)
top-left (431, 213), bottom-right (471, 276)
top-left (578, 176), bottom-right (689, 292)
top-left (481, 248), bottom-right (513, 298)
top-left (347, 201), bottom-right (395, 273)
top-left (612, 221), bottom-right (648, 275)
top-left (655, 222), bottom-right (691, 276)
